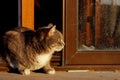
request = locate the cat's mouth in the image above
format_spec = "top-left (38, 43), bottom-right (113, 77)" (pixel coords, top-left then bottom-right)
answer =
top-left (55, 45), bottom-right (65, 52)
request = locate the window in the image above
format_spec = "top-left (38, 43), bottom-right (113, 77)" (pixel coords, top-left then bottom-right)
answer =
top-left (78, 0), bottom-right (120, 51)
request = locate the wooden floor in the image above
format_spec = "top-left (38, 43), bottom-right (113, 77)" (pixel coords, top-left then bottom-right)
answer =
top-left (0, 71), bottom-right (120, 80)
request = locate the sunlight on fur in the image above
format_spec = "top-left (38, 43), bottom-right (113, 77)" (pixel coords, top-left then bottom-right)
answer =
top-left (2, 23), bottom-right (65, 75)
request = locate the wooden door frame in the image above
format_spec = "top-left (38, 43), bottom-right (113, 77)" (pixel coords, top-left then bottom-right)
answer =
top-left (61, 0), bottom-right (120, 71)
top-left (64, 0), bottom-right (79, 65)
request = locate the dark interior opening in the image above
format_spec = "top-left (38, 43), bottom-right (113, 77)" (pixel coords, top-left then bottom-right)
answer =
top-left (35, 0), bottom-right (62, 31)
top-left (0, 1), bottom-right (18, 36)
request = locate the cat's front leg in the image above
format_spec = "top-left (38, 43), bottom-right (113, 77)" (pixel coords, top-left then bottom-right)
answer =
top-left (43, 62), bottom-right (55, 74)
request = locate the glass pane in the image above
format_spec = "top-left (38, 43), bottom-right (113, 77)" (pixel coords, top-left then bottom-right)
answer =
top-left (78, 0), bottom-right (120, 51)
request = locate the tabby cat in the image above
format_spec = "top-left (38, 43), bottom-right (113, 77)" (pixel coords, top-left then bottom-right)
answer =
top-left (2, 23), bottom-right (65, 75)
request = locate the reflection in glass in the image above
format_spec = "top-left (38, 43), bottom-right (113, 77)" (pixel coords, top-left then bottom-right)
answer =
top-left (78, 0), bottom-right (120, 51)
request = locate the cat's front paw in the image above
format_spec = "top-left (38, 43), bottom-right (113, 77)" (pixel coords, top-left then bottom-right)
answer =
top-left (46, 68), bottom-right (55, 75)
top-left (20, 69), bottom-right (31, 75)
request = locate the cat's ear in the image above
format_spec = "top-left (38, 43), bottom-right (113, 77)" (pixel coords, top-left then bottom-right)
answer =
top-left (48, 23), bottom-right (53, 28)
top-left (48, 25), bottom-right (56, 37)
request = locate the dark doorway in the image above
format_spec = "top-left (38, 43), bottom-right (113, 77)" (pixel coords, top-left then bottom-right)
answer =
top-left (35, 0), bottom-right (62, 31)
top-left (0, 1), bottom-right (18, 36)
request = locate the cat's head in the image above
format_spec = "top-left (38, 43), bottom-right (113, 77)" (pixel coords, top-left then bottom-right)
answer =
top-left (36, 23), bottom-right (65, 52)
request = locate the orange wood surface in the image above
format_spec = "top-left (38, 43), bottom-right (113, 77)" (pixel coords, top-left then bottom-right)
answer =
top-left (22, 0), bottom-right (34, 30)
top-left (95, 0), bottom-right (101, 46)
top-left (85, 0), bottom-right (92, 45)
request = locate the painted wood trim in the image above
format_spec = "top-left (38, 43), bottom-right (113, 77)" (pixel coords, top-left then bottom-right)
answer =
top-left (22, 0), bottom-right (34, 30)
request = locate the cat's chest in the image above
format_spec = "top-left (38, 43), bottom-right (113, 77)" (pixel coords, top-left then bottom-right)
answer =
top-left (36, 54), bottom-right (51, 66)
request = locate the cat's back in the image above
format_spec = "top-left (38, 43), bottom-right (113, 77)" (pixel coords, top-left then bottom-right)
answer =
top-left (3, 27), bottom-right (27, 52)
top-left (3, 27), bottom-right (35, 55)
top-left (4, 27), bottom-right (36, 42)
top-left (13, 27), bottom-right (33, 32)
top-left (4, 27), bottom-right (31, 37)
top-left (3, 27), bottom-right (36, 67)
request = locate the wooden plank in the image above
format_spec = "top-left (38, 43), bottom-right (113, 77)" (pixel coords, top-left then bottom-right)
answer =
top-left (85, 0), bottom-right (92, 45)
top-left (0, 57), bottom-right (9, 72)
top-left (22, 0), bottom-right (34, 30)
top-left (54, 65), bottom-right (120, 71)
top-left (95, 0), bottom-right (101, 46)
